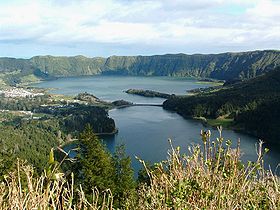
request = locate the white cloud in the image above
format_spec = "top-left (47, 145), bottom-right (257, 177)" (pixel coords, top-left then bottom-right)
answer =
top-left (0, 0), bottom-right (279, 57)
top-left (247, 0), bottom-right (280, 18)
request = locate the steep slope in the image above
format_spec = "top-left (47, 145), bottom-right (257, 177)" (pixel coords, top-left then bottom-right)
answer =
top-left (163, 67), bottom-right (280, 144)
top-left (0, 50), bottom-right (278, 83)
top-left (30, 55), bottom-right (106, 77)
top-left (0, 57), bottom-right (33, 73)
top-left (102, 50), bottom-right (280, 79)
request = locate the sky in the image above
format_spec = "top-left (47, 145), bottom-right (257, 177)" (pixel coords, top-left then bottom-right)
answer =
top-left (0, 0), bottom-right (279, 58)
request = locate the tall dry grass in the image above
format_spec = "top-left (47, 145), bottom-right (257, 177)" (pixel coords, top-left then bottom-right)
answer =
top-left (137, 127), bottom-right (280, 209)
top-left (0, 128), bottom-right (279, 209)
top-left (0, 159), bottom-right (113, 209)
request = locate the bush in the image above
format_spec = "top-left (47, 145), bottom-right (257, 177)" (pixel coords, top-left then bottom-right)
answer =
top-left (137, 127), bottom-right (280, 209)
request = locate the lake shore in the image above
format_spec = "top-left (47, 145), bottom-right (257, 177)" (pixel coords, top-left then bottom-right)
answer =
top-left (32, 75), bottom-right (280, 172)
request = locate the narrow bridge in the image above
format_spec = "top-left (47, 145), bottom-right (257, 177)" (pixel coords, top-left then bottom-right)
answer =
top-left (133, 103), bottom-right (162, 107)
top-left (116, 103), bottom-right (163, 109)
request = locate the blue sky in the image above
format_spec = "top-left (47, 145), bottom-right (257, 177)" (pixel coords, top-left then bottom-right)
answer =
top-left (0, 0), bottom-right (279, 58)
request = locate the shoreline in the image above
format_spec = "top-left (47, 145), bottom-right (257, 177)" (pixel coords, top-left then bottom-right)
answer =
top-left (182, 115), bottom-right (264, 143)
top-left (59, 128), bottom-right (119, 148)
top-left (23, 77), bottom-right (265, 144)
top-left (96, 128), bottom-right (119, 136)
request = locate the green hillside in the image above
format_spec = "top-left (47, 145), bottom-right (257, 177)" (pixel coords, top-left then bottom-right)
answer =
top-left (102, 50), bottom-right (279, 79)
top-left (0, 50), bottom-right (279, 85)
top-left (30, 55), bottom-right (106, 77)
top-left (163, 67), bottom-right (280, 144)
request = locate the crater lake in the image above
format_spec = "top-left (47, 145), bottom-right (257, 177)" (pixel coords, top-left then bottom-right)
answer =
top-left (34, 76), bottom-right (280, 174)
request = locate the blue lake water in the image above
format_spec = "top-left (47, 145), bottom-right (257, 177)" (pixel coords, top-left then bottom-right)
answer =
top-left (35, 76), bottom-right (280, 175)
top-left (34, 76), bottom-right (212, 104)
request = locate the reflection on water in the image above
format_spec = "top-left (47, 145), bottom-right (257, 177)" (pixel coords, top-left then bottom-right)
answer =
top-left (35, 76), bottom-right (280, 175)
top-left (103, 106), bottom-right (280, 175)
top-left (34, 75), bottom-right (212, 103)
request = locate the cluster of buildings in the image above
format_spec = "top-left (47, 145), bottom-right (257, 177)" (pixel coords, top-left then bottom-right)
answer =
top-left (0, 88), bottom-right (44, 98)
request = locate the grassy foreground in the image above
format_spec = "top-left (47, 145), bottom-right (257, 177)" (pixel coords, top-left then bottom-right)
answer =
top-left (0, 128), bottom-right (279, 209)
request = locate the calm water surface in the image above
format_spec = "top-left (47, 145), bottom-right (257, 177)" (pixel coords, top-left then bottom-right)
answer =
top-left (35, 76), bottom-right (212, 104)
top-left (35, 76), bottom-right (280, 174)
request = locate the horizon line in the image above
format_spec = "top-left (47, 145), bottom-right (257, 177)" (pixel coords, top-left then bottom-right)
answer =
top-left (1, 49), bottom-right (279, 59)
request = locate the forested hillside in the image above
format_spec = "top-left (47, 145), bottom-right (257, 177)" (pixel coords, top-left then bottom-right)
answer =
top-left (30, 55), bottom-right (106, 77)
top-left (163, 67), bottom-right (280, 144)
top-left (102, 50), bottom-right (279, 79)
top-left (0, 50), bottom-right (279, 85)
top-left (0, 93), bottom-right (116, 176)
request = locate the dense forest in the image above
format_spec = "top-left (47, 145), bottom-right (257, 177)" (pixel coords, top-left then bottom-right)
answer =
top-left (0, 50), bottom-right (279, 86)
top-left (38, 104), bottom-right (116, 134)
top-left (163, 67), bottom-right (280, 144)
top-left (0, 88), bottom-right (134, 209)
top-left (0, 93), bottom-right (116, 133)
top-left (0, 119), bottom-right (60, 177)
top-left (0, 93), bottom-right (116, 177)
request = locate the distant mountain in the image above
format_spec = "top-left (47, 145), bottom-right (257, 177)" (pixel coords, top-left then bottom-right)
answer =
top-left (102, 50), bottom-right (280, 79)
top-left (163, 67), bottom-right (280, 144)
top-left (0, 57), bottom-right (33, 73)
top-left (30, 55), bottom-right (106, 77)
top-left (0, 50), bottom-right (279, 84)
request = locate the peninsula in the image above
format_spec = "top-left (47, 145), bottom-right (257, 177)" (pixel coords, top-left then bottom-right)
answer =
top-left (125, 89), bottom-right (172, 99)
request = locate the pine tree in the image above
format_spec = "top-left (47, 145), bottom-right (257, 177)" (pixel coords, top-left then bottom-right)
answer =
top-left (77, 125), bottom-right (116, 195)
top-left (113, 145), bottom-right (136, 207)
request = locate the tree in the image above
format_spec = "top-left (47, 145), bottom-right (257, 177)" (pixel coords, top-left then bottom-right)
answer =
top-left (113, 145), bottom-right (136, 207)
top-left (74, 125), bottom-right (136, 207)
top-left (76, 125), bottom-right (116, 196)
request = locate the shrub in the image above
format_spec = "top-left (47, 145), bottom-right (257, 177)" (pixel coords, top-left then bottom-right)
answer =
top-left (137, 127), bottom-right (280, 209)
